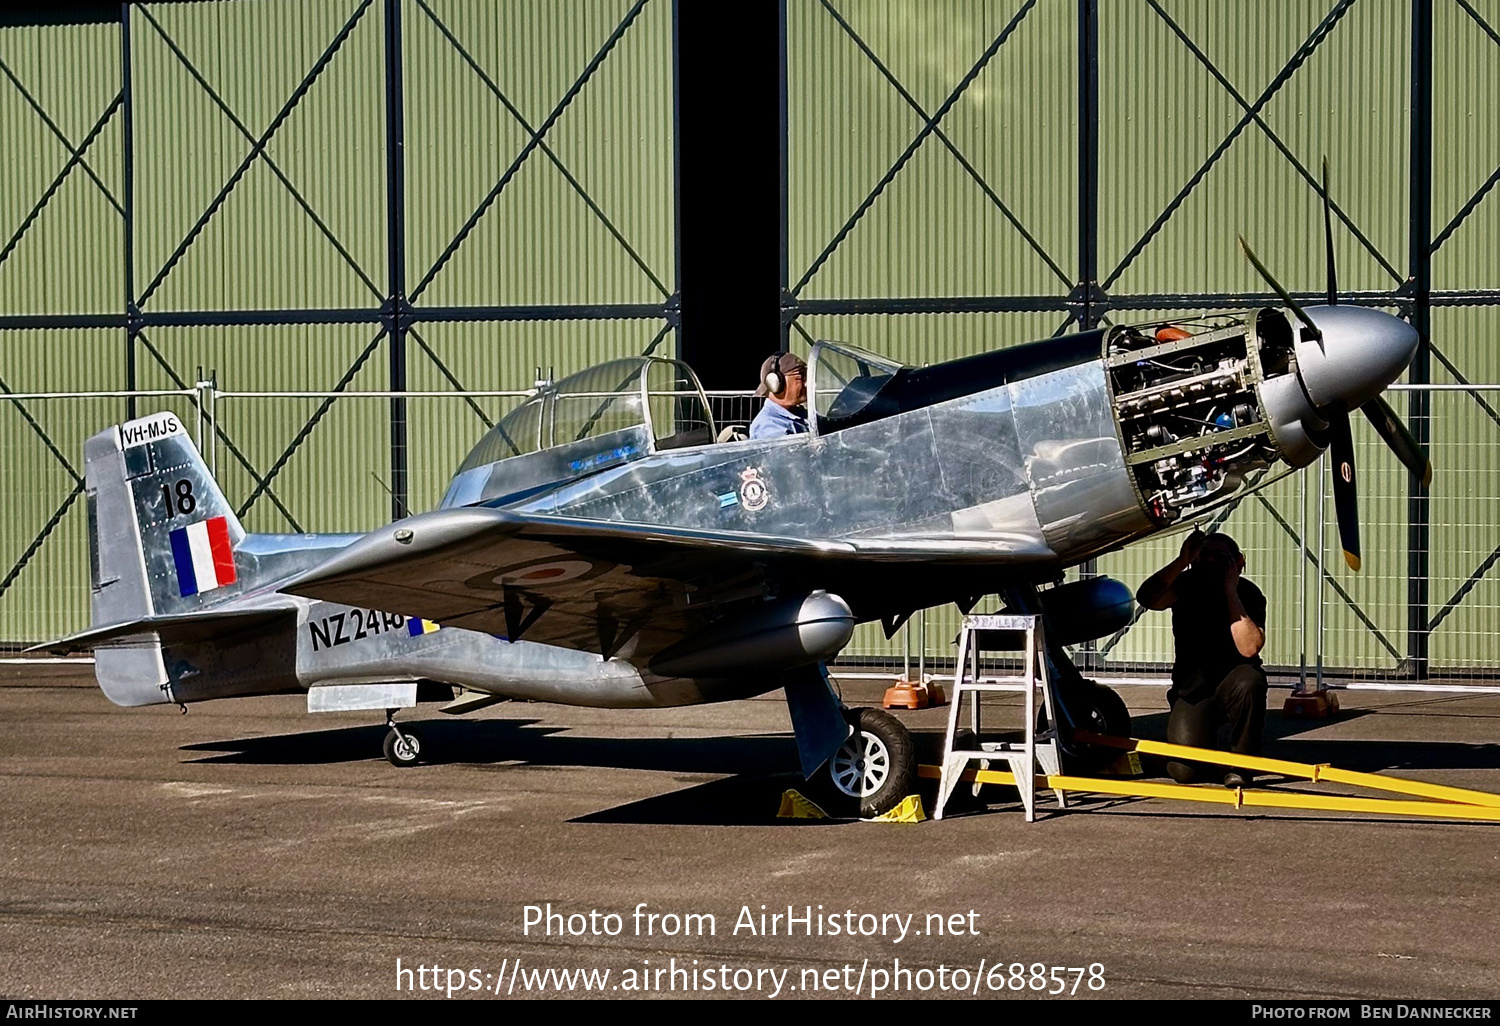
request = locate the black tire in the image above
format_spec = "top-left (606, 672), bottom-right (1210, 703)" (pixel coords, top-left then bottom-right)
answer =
top-left (383, 727), bottom-right (423, 767)
top-left (819, 708), bottom-right (916, 819)
top-left (1063, 683), bottom-right (1131, 771)
top-left (1078, 682), bottom-right (1131, 736)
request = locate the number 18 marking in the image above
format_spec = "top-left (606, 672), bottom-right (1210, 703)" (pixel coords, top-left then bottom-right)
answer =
top-left (160, 479), bottom-right (197, 517)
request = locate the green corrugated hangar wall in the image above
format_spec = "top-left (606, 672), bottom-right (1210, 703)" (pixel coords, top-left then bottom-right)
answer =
top-left (1, 1), bottom-right (1497, 679)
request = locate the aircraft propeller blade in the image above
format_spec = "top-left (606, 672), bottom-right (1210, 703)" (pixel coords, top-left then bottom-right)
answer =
top-left (1361, 394), bottom-right (1432, 489)
top-left (1235, 206), bottom-right (1429, 573)
top-left (1238, 235), bottom-right (1323, 344)
top-left (1327, 408), bottom-right (1362, 572)
top-left (1322, 157), bottom-right (1430, 490)
top-left (1321, 156), bottom-right (1338, 307)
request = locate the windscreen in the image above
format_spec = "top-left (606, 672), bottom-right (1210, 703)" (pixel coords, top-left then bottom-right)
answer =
top-left (811, 342), bottom-right (904, 430)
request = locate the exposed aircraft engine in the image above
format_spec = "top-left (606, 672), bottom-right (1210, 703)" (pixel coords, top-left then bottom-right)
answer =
top-left (1106, 308), bottom-right (1323, 524)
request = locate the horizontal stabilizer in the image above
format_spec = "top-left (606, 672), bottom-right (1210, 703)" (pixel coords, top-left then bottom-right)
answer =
top-left (29, 606), bottom-right (296, 654)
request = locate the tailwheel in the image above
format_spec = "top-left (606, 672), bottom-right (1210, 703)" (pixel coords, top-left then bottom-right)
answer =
top-left (383, 723), bottom-right (423, 767)
top-left (820, 707), bottom-right (915, 819)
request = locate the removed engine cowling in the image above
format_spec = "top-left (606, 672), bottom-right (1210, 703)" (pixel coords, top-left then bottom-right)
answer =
top-left (648, 591), bottom-right (856, 677)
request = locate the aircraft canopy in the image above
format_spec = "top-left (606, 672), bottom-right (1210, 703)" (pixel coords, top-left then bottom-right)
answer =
top-left (807, 341), bottom-right (906, 434)
top-left (456, 357), bottom-right (715, 475)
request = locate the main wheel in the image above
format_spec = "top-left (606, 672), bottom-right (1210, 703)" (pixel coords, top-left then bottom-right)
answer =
top-left (821, 708), bottom-right (915, 819)
top-left (1063, 683), bottom-right (1131, 771)
top-left (383, 727), bottom-right (423, 767)
top-left (1076, 682), bottom-right (1131, 736)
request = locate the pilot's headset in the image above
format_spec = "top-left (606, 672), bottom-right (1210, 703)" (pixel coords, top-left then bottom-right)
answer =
top-left (763, 352), bottom-right (792, 398)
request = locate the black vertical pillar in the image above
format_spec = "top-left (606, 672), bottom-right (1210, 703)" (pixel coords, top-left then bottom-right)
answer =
top-left (674, 2), bottom-right (782, 391)
top-left (121, 1), bottom-right (136, 418)
top-left (1406, 0), bottom-right (1432, 678)
top-left (1076, 0), bottom-right (1101, 666)
top-left (385, 0), bottom-right (408, 521)
top-left (670, 0), bottom-right (683, 362)
top-left (1077, 0), bottom-right (1099, 334)
top-left (778, 0), bottom-right (790, 352)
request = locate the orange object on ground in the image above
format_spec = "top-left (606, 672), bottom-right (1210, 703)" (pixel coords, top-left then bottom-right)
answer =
top-left (884, 680), bottom-right (948, 708)
top-left (883, 680), bottom-right (930, 710)
top-left (1283, 690), bottom-right (1340, 719)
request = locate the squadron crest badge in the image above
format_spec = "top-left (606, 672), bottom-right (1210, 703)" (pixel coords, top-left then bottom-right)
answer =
top-left (738, 467), bottom-right (770, 512)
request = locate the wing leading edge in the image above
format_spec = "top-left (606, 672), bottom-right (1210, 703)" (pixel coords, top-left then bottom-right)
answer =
top-left (281, 507), bottom-right (854, 663)
top-left (281, 507), bottom-right (1053, 665)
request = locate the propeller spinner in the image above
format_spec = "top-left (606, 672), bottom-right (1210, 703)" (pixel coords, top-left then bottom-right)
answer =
top-left (1239, 159), bottom-right (1431, 571)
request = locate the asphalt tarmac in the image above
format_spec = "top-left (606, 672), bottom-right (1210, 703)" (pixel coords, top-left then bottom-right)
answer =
top-left (2, 662), bottom-right (1498, 1000)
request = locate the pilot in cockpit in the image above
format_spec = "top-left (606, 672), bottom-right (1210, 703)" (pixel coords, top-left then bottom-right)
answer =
top-left (749, 351), bottom-right (809, 439)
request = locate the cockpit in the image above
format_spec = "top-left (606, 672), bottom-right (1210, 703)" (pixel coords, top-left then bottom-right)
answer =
top-left (806, 341), bottom-right (906, 434)
top-left (442, 336), bottom-right (1117, 506)
top-left (443, 357), bottom-right (716, 507)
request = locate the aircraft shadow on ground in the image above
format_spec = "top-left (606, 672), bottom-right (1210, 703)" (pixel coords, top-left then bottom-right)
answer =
top-left (178, 719), bottom-right (974, 826)
top-left (181, 717), bottom-right (796, 773)
top-left (1127, 708), bottom-right (1374, 743)
top-left (182, 718), bottom-right (818, 826)
top-left (179, 712), bottom-right (1500, 826)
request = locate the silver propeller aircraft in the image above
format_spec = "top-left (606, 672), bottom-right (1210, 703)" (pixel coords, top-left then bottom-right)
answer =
top-left (42, 210), bottom-right (1431, 818)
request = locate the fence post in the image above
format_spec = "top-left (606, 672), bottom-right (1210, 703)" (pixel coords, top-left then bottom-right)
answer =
top-left (1317, 452), bottom-right (1326, 689)
top-left (1299, 464), bottom-right (1308, 692)
top-left (384, 0), bottom-right (408, 523)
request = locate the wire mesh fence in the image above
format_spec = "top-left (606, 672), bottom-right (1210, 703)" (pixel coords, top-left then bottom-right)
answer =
top-left (1, 388), bottom-right (202, 647)
top-left (2, 384), bottom-right (1494, 692)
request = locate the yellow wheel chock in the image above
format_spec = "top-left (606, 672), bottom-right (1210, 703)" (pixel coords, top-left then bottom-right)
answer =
top-left (918, 732), bottom-right (1500, 823)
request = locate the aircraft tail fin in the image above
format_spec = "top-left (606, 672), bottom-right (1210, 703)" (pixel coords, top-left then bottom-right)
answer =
top-left (86, 411), bottom-right (248, 624)
top-left (82, 412), bottom-right (256, 706)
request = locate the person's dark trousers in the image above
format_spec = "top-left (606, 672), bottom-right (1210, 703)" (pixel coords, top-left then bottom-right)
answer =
top-left (1165, 664), bottom-right (1269, 784)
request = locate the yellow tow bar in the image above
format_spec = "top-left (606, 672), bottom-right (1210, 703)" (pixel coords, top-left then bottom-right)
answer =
top-left (918, 733), bottom-right (1500, 822)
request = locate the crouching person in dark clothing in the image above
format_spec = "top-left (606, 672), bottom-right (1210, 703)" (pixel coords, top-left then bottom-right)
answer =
top-left (1136, 529), bottom-right (1268, 788)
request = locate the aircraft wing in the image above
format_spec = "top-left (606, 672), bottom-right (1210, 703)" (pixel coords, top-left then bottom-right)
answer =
top-left (281, 507), bottom-right (861, 663)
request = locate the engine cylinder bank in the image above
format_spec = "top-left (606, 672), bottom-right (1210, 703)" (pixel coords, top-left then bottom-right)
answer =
top-left (1103, 309), bottom-right (1320, 525)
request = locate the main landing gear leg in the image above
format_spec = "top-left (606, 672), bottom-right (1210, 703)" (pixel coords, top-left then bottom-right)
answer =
top-left (784, 663), bottom-right (917, 818)
top-left (383, 708), bottom-right (424, 767)
top-left (1001, 585), bottom-right (1133, 772)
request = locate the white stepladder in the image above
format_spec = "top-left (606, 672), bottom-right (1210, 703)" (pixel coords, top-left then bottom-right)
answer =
top-left (934, 613), bottom-right (1068, 822)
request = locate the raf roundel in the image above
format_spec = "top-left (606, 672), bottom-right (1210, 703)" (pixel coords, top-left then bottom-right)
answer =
top-left (500, 559), bottom-right (595, 585)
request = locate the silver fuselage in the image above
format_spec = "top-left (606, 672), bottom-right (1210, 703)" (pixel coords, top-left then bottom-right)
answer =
top-left (254, 357), bottom-right (1149, 709)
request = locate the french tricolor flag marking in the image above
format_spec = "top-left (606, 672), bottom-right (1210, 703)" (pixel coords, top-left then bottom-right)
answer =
top-left (169, 517), bottom-right (237, 597)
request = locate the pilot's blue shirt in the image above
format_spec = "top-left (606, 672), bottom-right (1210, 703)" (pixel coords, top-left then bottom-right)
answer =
top-left (749, 400), bottom-right (808, 439)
